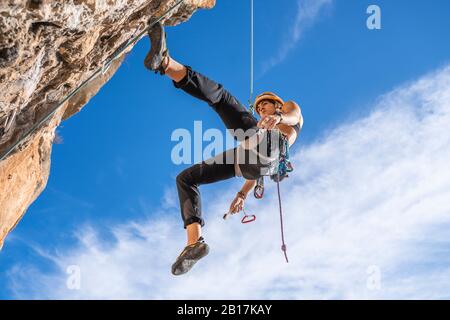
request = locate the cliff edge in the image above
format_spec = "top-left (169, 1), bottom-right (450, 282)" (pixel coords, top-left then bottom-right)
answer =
top-left (0, 0), bottom-right (215, 248)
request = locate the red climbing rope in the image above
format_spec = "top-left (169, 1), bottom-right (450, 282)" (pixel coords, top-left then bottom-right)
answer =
top-left (276, 176), bottom-right (289, 263)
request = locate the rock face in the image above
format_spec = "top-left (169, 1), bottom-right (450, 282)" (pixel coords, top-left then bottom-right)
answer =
top-left (0, 0), bottom-right (215, 248)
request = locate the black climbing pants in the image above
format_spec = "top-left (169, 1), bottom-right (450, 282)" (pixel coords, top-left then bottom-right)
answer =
top-left (173, 66), bottom-right (258, 229)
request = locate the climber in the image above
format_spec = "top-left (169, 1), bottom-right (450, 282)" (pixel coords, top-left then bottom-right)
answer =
top-left (144, 22), bottom-right (303, 276)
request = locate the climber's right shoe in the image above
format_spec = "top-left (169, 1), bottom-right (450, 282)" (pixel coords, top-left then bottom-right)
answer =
top-left (144, 21), bottom-right (169, 75)
top-left (171, 237), bottom-right (210, 276)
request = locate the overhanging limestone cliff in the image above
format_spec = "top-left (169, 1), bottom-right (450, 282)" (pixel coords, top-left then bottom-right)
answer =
top-left (0, 0), bottom-right (215, 248)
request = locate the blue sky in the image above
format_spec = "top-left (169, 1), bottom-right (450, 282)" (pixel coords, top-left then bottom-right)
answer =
top-left (2, 0), bottom-right (450, 299)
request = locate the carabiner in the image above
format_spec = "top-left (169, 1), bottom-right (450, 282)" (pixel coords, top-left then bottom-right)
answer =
top-left (241, 209), bottom-right (256, 224)
top-left (241, 214), bottom-right (256, 224)
top-left (254, 185), bottom-right (264, 199)
top-left (254, 177), bottom-right (264, 199)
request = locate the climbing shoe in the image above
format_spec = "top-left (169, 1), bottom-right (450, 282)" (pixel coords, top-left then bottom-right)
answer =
top-left (144, 20), bottom-right (170, 75)
top-left (171, 237), bottom-right (210, 276)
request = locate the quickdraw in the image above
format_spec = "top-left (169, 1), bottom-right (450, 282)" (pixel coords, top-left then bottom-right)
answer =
top-left (223, 208), bottom-right (256, 224)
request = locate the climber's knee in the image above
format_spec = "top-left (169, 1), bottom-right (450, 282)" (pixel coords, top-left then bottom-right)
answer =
top-left (176, 167), bottom-right (194, 187)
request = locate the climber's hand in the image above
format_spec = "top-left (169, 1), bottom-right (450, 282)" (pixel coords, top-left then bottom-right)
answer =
top-left (229, 195), bottom-right (245, 214)
top-left (258, 115), bottom-right (281, 130)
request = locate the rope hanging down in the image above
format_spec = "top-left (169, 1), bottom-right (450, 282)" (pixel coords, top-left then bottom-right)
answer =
top-left (276, 178), bottom-right (289, 263)
top-left (247, 0), bottom-right (290, 263)
top-left (0, 0), bottom-right (185, 162)
top-left (248, 0), bottom-right (255, 114)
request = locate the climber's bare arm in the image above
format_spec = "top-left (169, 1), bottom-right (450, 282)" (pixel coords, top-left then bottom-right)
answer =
top-left (229, 179), bottom-right (257, 214)
top-left (281, 101), bottom-right (303, 127)
top-left (258, 101), bottom-right (302, 128)
top-left (240, 179), bottom-right (257, 196)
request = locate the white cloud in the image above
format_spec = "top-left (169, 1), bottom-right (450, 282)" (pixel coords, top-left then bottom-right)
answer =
top-left (8, 64), bottom-right (450, 299)
top-left (260, 0), bottom-right (333, 75)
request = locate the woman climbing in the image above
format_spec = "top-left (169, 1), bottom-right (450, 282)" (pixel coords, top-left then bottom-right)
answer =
top-left (145, 22), bottom-right (303, 276)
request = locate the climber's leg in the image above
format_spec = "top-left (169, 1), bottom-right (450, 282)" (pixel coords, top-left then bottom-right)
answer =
top-left (176, 148), bottom-right (236, 238)
top-left (170, 64), bottom-right (258, 140)
top-left (144, 22), bottom-right (258, 139)
top-left (164, 56), bottom-right (187, 83)
top-left (172, 148), bottom-right (236, 275)
top-left (186, 222), bottom-right (201, 246)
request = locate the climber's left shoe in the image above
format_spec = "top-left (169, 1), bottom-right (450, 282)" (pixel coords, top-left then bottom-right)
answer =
top-left (171, 237), bottom-right (210, 276)
top-left (144, 20), bottom-right (169, 74)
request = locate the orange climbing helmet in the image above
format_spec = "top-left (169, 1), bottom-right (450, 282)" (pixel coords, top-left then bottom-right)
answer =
top-left (254, 92), bottom-right (285, 114)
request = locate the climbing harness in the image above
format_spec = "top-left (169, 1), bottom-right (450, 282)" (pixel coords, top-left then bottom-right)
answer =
top-left (0, 0), bottom-right (186, 162)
